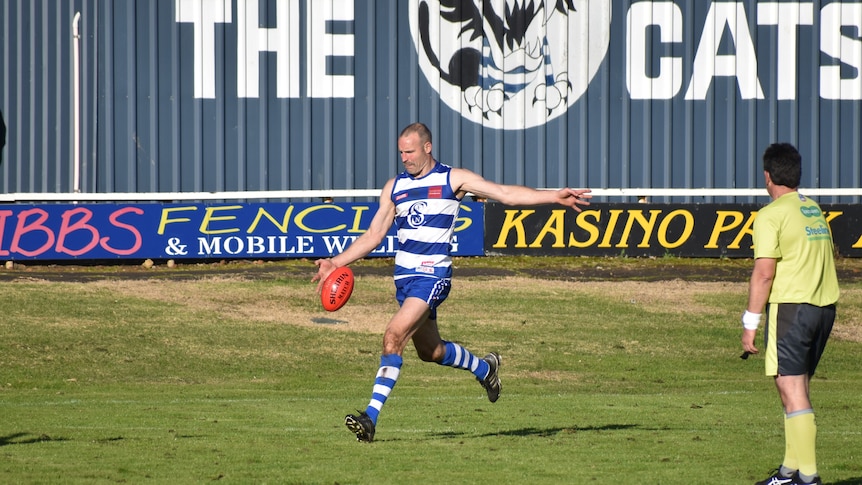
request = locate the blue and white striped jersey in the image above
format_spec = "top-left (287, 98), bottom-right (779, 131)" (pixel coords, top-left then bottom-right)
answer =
top-left (390, 162), bottom-right (461, 280)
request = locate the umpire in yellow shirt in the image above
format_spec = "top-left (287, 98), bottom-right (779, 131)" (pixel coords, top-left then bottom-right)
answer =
top-left (743, 143), bottom-right (839, 485)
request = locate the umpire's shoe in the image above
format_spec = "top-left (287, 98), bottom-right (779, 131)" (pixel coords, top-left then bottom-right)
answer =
top-left (479, 352), bottom-right (501, 403)
top-left (345, 411), bottom-right (375, 443)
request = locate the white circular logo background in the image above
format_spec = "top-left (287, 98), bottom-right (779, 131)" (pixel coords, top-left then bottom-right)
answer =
top-left (409, 0), bottom-right (612, 130)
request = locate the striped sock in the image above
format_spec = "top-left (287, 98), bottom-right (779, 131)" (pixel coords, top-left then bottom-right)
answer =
top-left (364, 354), bottom-right (402, 425)
top-left (439, 341), bottom-right (489, 380)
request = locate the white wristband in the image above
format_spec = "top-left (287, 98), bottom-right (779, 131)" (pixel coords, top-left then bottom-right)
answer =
top-left (741, 310), bottom-right (762, 330)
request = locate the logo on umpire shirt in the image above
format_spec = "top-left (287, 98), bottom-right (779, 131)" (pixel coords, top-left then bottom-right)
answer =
top-left (409, 0), bottom-right (611, 130)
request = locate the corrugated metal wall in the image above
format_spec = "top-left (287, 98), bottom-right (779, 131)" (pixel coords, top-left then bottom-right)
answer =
top-left (1, 0), bottom-right (860, 201)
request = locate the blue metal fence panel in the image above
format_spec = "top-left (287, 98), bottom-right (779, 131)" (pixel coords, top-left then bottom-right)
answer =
top-left (0, 0), bottom-right (860, 202)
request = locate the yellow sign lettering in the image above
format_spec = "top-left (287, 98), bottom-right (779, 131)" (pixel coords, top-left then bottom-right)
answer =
top-left (529, 210), bottom-right (566, 248)
top-left (569, 210), bottom-right (601, 248)
top-left (248, 205), bottom-right (295, 233)
top-left (616, 210), bottom-right (662, 248)
top-left (157, 206), bottom-right (197, 235)
top-left (824, 211), bottom-right (842, 224)
top-left (657, 210), bottom-right (694, 248)
top-left (728, 212), bottom-right (757, 249)
top-left (492, 210), bottom-right (537, 248)
top-left (349, 206), bottom-right (371, 234)
top-left (296, 205), bottom-right (347, 233)
top-left (455, 204), bottom-right (473, 232)
top-left (199, 205), bottom-right (242, 235)
top-left (705, 211), bottom-right (746, 249)
top-left (599, 210), bottom-right (624, 247)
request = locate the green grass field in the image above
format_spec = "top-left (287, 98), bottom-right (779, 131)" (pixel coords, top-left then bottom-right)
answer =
top-left (1, 258), bottom-right (860, 484)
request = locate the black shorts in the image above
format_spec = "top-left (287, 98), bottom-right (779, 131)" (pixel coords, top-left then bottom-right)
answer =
top-left (764, 303), bottom-right (835, 377)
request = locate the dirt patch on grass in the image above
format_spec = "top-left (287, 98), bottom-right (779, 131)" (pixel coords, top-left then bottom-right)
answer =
top-left (832, 290), bottom-right (862, 343)
top-left (454, 276), bottom-right (745, 316)
top-left (75, 276), bottom-right (860, 343)
top-left (85, 276), bottom-right (731, 334)
top-left (85, 277), bottom-right (395, 335)
top-left (6, 257), bottom-right (861, 342)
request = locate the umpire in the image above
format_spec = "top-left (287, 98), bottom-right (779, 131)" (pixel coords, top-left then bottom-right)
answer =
top-left (742, 143), bottom-right (839, 485)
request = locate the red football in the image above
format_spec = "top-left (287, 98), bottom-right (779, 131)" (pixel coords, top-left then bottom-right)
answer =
top-left (321, 266), bottom-right (354, 312)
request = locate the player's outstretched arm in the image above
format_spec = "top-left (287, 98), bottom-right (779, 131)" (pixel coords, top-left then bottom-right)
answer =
top-left (452, 167), bottom-right (591, 211)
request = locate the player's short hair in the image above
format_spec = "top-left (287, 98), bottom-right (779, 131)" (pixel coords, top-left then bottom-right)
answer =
top-left (762, 142), bottom-right (802, 188)
top-left (399, 122), bottom-right (432, 146)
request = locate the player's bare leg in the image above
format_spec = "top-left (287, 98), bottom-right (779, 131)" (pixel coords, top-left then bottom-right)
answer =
top-left (410, 306), bottom-right (500, 402)
top-left (345, 299), bottom-right (429, 442)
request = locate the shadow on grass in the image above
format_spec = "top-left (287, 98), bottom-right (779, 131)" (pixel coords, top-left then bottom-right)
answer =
top-left (828, 478), bottom-right (862, 485)
top-left (311, 317), bottom-right (349, 325)
top-left (0, 432), bottom-right (69, 446)
top-left (429, 423), bottom-right (639, 440)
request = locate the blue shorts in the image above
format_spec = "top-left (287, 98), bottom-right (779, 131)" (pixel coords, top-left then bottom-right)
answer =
top-left (394, 276), bottom-right (451, 320)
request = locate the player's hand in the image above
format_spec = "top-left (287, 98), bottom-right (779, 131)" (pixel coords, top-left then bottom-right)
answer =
top-left (741, 329), bottom-right (758, 355)
top-left (313, 258), bottom-right (337, 293)
top-left (558, 188), bottom-right (592, 212)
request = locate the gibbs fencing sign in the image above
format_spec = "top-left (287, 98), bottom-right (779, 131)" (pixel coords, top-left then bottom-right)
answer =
top-left (0, 202), bottom-right (485, 261)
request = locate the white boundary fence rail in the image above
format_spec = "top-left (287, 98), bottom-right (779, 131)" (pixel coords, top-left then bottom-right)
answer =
top-left (1, 188), bottom-right (861, 203)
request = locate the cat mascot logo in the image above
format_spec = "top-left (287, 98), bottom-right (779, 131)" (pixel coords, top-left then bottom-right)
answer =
top-left (409, 0), bottom-right (611, 130)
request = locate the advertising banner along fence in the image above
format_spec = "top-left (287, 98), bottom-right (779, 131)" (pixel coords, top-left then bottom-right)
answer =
top-left (484, 202), bottom-right (862, 258)
top-left (1, 201), bottom-right (859, 261)
top-left (0, 202), bottom-right (484, 261)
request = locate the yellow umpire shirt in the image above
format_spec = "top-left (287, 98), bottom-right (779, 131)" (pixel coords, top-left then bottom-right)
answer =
top-left (752, 191), bottom-right (839, 307)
